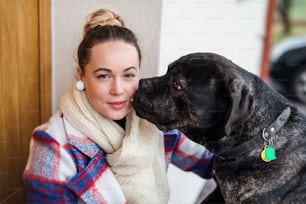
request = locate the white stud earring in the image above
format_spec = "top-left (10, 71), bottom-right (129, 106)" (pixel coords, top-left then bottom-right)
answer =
top-left (75, 80), bottom-right (85, 91)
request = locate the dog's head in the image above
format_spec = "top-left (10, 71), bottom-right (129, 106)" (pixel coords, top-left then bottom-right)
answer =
top-left (132, 52), bottom-right (255, 146)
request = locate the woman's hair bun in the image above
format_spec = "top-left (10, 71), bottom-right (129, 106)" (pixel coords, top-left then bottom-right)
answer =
top-left (83, 9), bottom-right (124, 36)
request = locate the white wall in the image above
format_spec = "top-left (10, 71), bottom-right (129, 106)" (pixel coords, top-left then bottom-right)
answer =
top-left (159, 0), bottom-right (268, 76)
top-left (51, 1), bottom-right (269, 203)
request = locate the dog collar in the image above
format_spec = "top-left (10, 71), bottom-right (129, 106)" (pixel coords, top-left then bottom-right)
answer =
top-left (218, 106), bottom-right (291, 160)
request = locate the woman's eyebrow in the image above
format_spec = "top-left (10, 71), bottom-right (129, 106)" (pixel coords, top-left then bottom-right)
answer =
top-left (93, 67), bottom-right (137, 73)
top-left (93, 68), bottom-right (111, 73)
top-left (124, 66), bottom-right (137, 72)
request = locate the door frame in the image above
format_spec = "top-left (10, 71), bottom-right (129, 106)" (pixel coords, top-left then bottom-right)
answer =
top-left (39, 0), bottom-right (51, 121)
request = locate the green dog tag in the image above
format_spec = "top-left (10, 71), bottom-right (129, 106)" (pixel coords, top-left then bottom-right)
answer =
top-left (265, 147), bottom-right (277, 161)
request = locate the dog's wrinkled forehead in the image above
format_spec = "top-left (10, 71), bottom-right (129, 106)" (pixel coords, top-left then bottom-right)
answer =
top-left (169, 53), bottom-right (219, 74)
top-left (168, 53), bottom-right (205, 70)
top-left (167, 52), bottom-right (230, 86)
top-left (168, 52), bottom-right (245, 82)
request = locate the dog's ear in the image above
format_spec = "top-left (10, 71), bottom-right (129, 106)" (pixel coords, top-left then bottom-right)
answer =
top-left (224, 78), bottom-right (255, 136)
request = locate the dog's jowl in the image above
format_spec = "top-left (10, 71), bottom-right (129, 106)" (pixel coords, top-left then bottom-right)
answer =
top-left (132, 52), bottom-right (306, 204)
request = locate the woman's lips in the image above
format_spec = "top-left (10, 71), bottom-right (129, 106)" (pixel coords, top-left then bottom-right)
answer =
top-left (109, 101), bottom-right (127, 110)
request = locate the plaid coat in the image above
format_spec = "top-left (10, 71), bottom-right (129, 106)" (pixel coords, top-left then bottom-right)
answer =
top-left (23, 112), bottom-right (214, 203)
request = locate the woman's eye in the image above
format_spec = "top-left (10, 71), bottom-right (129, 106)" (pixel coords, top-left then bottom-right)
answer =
top-left (125, 73), bottom-right (136, 79)
top-left (97, 74), bottom-right (110, 79)
top-left (173, 81), bottom-right (182, 90)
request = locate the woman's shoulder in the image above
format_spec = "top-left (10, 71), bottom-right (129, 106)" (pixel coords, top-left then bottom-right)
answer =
top-left (34, 111), bottom-right (63, 130)
top-left (33, 111), bottom-right (102, 158)
top-left (32, 111), bottom-right (68, 144)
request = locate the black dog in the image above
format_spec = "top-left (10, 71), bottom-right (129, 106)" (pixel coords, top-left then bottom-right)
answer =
top-left (132, 53), bottom-right (306, 204)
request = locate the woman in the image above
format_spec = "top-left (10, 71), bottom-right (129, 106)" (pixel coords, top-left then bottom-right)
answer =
top-left (23, 8), bottom-right (214, 204)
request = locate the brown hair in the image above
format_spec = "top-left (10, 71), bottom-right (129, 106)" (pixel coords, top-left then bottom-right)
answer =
top-left (78, 9), bottom-right (141, 70)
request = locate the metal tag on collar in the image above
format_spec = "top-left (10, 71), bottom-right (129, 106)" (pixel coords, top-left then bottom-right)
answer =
top-left (261, 128), bottom-right (277, 162)
top-left (265, 146), bottom-right (277, 161)
top-left (261, 145), bottom-right (277, 162)
top-left (260, 107), bottom-right (290, 162)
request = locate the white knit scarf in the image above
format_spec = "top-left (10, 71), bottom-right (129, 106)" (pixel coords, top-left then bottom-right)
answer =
top-left (60, 84), bottom-right (170, 204)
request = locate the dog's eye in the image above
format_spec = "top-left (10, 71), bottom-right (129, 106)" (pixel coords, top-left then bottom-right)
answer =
top-left (173, 81), bottom-right (182, 90)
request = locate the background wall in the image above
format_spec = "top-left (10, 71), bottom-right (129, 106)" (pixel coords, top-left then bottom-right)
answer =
top-left (52, 1), bottom-right (268, 203)
top-left (159, 0), bottom-right (268, 76)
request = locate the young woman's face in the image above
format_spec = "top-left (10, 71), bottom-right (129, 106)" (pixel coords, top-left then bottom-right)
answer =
top-left (80, 40), bottom-right (140, 120)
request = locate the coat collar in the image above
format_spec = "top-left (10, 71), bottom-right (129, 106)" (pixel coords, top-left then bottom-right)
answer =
top-left (63, 115), bottom-right (102, 158)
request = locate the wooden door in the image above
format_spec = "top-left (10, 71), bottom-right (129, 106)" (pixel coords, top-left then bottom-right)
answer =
top-left (0, 0), bottom-right (51, 203)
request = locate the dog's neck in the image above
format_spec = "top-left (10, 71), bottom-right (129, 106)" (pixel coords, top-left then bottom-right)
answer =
top-left (216, 107), bottom-right (291, 160)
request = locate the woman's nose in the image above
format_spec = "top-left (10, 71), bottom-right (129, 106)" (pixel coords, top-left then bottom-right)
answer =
top-left (110, 78), bottom-right (124, 95)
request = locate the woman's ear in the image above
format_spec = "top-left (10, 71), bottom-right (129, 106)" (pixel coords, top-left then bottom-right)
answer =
top-left (76, 67), bottom-right (84, 80)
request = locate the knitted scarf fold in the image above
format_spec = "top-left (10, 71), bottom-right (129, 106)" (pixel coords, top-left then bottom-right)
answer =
top-left (60, 84), bottom-right (170, 203)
